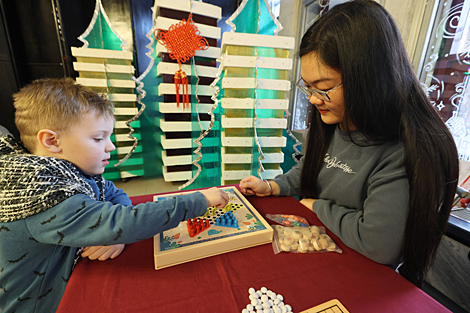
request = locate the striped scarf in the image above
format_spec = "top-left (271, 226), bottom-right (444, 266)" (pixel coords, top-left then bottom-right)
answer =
top-left (0, 135), bottom-right (105, 223)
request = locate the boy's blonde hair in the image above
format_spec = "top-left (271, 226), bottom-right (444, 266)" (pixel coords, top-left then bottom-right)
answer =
top-left (13, 78), bottom-right (114, 153)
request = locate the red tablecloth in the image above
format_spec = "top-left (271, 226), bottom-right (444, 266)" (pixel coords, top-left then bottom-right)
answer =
top-left (57, 187), bottom-right (450, 313)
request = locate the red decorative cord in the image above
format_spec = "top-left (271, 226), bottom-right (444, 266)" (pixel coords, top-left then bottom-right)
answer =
top-left (154, 14), bottom-right (209, 109)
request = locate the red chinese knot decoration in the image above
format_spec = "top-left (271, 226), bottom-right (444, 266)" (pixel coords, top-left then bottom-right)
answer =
top-left (154, 14), bottom-right (209, 109)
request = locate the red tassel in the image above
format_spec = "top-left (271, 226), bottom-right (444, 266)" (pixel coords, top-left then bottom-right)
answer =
top-left (174, 70), bottom-right (182, 108)
top-left (181, 73), bottom-right (189, 109)
top-left (174, 69), bottom-right (189, 109)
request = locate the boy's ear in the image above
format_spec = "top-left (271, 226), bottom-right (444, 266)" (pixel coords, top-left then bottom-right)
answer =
top-left (37, 129), bottom-right (62, 153)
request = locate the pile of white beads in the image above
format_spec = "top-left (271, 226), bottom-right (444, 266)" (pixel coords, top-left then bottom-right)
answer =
top-left (275, 225), bottom-right (337, 253)
top-left (242, 287), bottom-right (292, 313)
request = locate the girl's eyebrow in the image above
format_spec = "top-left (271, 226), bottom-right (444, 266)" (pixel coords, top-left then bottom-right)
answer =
top-left (301, 77), bottom-right (335, 86)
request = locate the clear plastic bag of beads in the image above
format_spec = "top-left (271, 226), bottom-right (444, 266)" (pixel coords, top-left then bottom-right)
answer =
top-left (271, 224), bottom-right (342, 254)
top-left (265, 214), bottom-right (310, 227)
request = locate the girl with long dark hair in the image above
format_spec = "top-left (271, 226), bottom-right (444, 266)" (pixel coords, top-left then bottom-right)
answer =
top-left (239, 0), bottom-right (459, 287)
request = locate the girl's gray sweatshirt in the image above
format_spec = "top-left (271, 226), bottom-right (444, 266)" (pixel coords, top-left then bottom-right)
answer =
top-left (274, 126), bottom-right (408, 266)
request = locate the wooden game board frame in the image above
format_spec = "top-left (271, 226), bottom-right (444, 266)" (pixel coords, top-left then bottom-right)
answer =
top-left (153, 186), bottom-right (273, 270)
top-left (300, 299), bottom-right (350, 313)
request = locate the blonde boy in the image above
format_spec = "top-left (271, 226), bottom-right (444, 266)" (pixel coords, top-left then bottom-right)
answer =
top-left (0, 78), bottom-right (228, 312)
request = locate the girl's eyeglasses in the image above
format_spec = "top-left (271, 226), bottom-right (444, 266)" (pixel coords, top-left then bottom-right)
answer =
top-left (295, 78), bottom-right (342, 102)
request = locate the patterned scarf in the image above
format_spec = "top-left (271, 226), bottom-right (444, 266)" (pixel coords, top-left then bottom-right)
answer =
top-left (0, 135), bottom-right (105, 223)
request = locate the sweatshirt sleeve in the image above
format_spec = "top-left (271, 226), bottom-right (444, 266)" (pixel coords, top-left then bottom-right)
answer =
top-left (24, 192), bottom-right (208, 247)
top-left (104, 180), bottom-right (132, 206)
top-left (273, 156), bottom-right (304, 196)
top-left (312, 160), bottom-right (409, 265)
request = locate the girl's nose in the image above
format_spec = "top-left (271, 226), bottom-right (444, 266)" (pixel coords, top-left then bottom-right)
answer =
top-left (309, 94), bottom-right (325, 106)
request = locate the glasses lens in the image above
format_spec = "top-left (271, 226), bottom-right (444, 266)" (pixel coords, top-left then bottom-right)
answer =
top-left (296, 79), bottom-right (331, 101)
top-left (312, 91), bottom-right (330, 102)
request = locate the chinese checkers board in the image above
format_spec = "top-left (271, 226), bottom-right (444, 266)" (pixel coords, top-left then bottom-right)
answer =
top-left (153, 186), bottom-right (273, 270)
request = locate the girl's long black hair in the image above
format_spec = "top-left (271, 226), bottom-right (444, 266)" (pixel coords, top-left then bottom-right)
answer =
top-left (299, 0), bottom-right (459, 287)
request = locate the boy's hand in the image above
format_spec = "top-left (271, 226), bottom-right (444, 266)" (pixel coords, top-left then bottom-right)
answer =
top-left (200, 187), bottom-right (229, 208)
top-left (81, 244), bottom-right (125, 261)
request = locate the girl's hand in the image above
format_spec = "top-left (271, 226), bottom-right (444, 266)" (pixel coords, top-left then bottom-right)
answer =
top-left (239, 175), bottom-right (273, 197)
top-left (300, 198), bottom-right (316, 211)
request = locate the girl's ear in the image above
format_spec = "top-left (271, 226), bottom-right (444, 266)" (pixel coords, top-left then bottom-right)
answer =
top-left (37, 129), bottom-right (62, 153)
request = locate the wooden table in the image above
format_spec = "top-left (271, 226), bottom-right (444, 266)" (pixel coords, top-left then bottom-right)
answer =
top-left (57, 187), bottom-right (450, 312)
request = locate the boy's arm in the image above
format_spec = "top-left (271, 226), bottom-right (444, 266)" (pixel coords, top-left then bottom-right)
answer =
top-left (25, 191), bottom-right (208, 247)
top-left (80, 180), bottom-right (130, 261)
top-left (104, 180), bottom-right (132, 205)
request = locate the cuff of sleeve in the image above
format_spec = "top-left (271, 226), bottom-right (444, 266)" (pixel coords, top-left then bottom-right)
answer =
top-left (273, 178), bottom-right (289, 196)
top-left (194, 192), bottom-right (209, 216)
top-left (311, 199), bottom-right (322, 214)
top-left (179, 192), bottom-right (208, 218)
